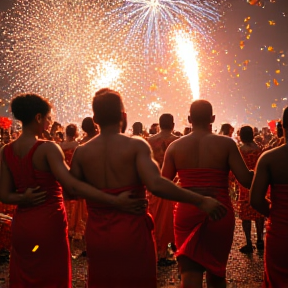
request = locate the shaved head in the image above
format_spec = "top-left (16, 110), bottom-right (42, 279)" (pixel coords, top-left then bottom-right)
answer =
top-left (189, 100), bottom-right (213, 126)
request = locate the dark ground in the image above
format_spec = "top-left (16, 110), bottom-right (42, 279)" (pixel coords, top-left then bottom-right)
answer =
top-left (0, 217), bottom-right (264, 288)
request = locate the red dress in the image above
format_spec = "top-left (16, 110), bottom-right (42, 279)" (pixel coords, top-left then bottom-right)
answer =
top-left (63, 148), bottom-right (88, 240)
top-left (174, 169), bottom-right (235, 277)
top-left (3, 141), bottom-right (71, 288)
top-left (85, 186), bottom-right (157, 288)
top-left (263, 184), bottom-right (288, 288)
top-left (237, 149), bottom-right (264, 220)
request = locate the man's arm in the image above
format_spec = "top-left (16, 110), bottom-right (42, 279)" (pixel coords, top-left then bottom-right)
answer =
top-left (161, 144), bottom-right (177, 180)
top-left (228, 140), bottom-right (254, 188)
top-left (135, 140), bottom-right (227, 220)
top-left (250, 154), bottom-right (270, 217)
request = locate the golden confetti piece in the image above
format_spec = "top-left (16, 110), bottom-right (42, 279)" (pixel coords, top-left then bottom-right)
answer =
top-left (246, 35), bottom-right (251, 40)
top-left (268, 46), bottom-right (274, 52)
top-left (32, 245), bottom-right (39, 252)
top-left (273, 79), bottom-right (279, 86)
top-left (268, 20), bottom-right (276, 25)
top-left (271, 103), bottom-right (277, 108)
top-left (244, 16), bottom-right (251, 22)
top-left (240, 41), bottom-right (245, 49)
top-left (266, 81), bottom-right (271, 88)
top-left (212, 49), bottom-right (217, 54)
top-left (246, 24), bottom-right (250, 29)
top-left (248, 29), bottom-right (253, 33)
top-left (275, 70), bottom-right (281, 74)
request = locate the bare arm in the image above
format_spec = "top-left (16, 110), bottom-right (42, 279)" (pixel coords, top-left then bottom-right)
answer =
top-left (250, 154), bottom-right (270, 217)
top-left (228, 140), bottom-right (254, 188)
top-left (136, 141), bottom-right (227, 219)
top-left (161, 144), bottom-right (177, 180)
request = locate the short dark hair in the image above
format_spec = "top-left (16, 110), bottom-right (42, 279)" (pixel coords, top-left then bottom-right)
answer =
top-left (92, 88), bottom-right (124, 127)
top-left (65, 124), bottom-right (77, 138)
top-left (283, 106), bottom-right (288, 129)
top-left (132, 122), bottom-right (143, 135)
top-left (240, 125), bottom-right (254, 143)
top-left (190, 100), bottom-right (213, 125)
top-left (220, 123), bottom-right (233, 136)
top-left (81, 117), bottom-right (95, 133)
top-left (159, 114), bottom-right (174, 130)
top-left (11, 93), bottom-right (51, 126)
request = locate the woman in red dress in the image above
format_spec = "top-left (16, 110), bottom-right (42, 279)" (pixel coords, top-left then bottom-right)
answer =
top-left (0, 93), bottom-right (146, 288)
top-left (237, 125), bottom-right (265, 253)
top-left (250, 107), bottom-right (288, 288)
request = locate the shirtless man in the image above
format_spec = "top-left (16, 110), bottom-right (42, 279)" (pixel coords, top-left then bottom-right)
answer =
top-left (70, 89), bottom-right (227, 288)
top-left (250, 106), bottom-right (288, 288)
top-left (162, 100), bottom-right (253, 288)
top-left (147, 113), bottom-right (179, 260)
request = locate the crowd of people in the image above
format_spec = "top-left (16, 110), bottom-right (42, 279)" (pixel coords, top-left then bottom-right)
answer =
top-left (0, 89), bottom-right (287, 288)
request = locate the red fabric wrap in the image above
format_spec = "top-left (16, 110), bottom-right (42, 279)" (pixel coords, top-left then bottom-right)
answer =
top-left (263, 184), bottom-right (288, 288)
top-left (3, 141), bottom-right (71, 288)
top-left (85, 185), bottom-right (157, 288)
top-left (175, 168), bottom-right (235, 278)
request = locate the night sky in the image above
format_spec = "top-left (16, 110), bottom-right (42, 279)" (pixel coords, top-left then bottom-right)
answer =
top-left (1, 0), bottom-right (288, 130)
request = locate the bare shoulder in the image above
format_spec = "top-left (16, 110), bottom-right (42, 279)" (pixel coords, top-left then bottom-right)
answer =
top-left (40, 141), bottom-right (63, 154)
top-left (259, 145), bottom-right (287, 163)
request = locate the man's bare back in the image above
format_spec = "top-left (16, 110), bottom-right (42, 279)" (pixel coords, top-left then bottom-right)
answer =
top-left (148, 132), bottom-right (179, 168)
top-left (71, 134), bottom-right (145, 192)
top-left (163, 132), bottom-right (252, 188)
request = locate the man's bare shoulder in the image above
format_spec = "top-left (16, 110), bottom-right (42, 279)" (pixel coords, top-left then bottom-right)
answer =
top-left (260, 145), bottom-right (287, 162)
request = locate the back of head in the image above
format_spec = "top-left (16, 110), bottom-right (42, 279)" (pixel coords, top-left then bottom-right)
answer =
top-left (159, 114), bottom-right (174, 130)
top-left (11, 93), bottom-right (51, 126)
top-left (82, 117), bottom-right (95, 134)
top-left (92, 88), bottom-right (123, 127)
top-left (283, 106), bottom-right (288, 130)
top-left (132, 122), bottom-right (143, 135)
top-left (189, 100), bottom-right (213, 126)
top-left (66, 124), bottom-right (78, 138)
top-left (240, 125), bottom-right (254, 143)
top-left (220, 123), bottom-right (233, 136)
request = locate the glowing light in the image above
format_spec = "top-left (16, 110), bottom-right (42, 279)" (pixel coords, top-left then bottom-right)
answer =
top-left (88, 60), bottom-right (123, 93)
top-left (32, 245), bottom-right (39, 252)
top-left (175, 31), bottom-right (200, 100)
top-left (108, 0), bottom-right (227, 57)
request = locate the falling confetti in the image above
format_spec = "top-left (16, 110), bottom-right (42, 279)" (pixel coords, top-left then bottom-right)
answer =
top-left (32, 245), bottom-right (39, 252)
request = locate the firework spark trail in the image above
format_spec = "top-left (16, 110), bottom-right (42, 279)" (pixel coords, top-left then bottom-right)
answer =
top-left (175, 31), bottom-right (200, 100)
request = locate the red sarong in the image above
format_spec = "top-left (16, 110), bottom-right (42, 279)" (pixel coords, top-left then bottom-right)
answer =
top-left (263, 184), bottom-right (288, 288)
top-left (85, 186), bottom-right (157, 288)
top-left (174, 168), bottom-right (235, 277)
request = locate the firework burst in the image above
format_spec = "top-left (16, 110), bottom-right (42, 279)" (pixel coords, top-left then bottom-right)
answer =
top-left (105, 0), bottom-right (227, 58)
top-left (0, 0), bottom-right (227, 128)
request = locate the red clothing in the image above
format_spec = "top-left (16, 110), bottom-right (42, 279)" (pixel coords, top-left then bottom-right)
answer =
top-left (0, 203), bottom-right (15, 250)
top-left (63, 148), bottom-right (88, 240)
top-left (3, 141), bottom-right (71, 288)
top-left (263, 184), bottom-right (288, 288)
top-left (148, 194), bottom-right (175, 258)
top-left (85, 186), bottom-right (157, 288)
top-left (237, 149), bottom-right (264, 220)
top-left (175, 168), bottom-right (235, 277)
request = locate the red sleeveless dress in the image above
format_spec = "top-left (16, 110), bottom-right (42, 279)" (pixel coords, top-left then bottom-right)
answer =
top-left (264, 184), bottom-right (288, 288)
top-left (3, 141), bottom-right (71, 288)
top-left (85, 185), bottom-right (157, 288)
top-left (175, 168), bottom-right (235, 277)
